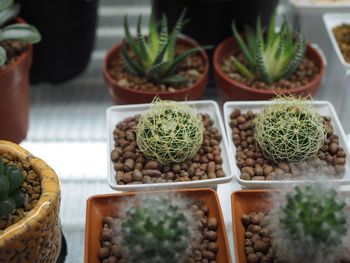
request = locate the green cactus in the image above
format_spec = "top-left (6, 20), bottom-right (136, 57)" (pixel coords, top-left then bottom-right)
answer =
top-left (121, 194), bottom-right (196, 263)
top-left (273, 184), bottom-right (348, 262)
top-left (0, 0), bottom-right (41, 66)
top-left (121, 8), bottom-right (203, 86)
top-left (136, 98), bottom-right (204, 164)
top-left (254, 96), bottom-right (326, 163)
top-left (0, 159), bottom-right (26, 218)
top-left (230, 11), bottom-right (306, 83)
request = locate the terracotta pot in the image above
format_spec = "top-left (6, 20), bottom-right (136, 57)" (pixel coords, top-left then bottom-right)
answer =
top-left (0, 18), bottom-right (32, 143)
top-left (85, 188), bottom-right (232, 263)
top-left (213, 37), bottom-right (325, 101)
top-left (231, 190), bottom-right (276, 263)
top-left (0, 140), bottom-right (61, 263)
top-left (103, 35), bottom-right (209, 104)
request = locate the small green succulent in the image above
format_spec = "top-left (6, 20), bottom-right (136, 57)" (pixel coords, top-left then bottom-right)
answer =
top-left (274, 184), bottom-right (348, 262)
top-left (121, 195), bottom-right (195, 263)
top-left (254, 96), bottom-right (326, 163)
top-left (231, 13), bottom-right (306, 83)
top-left (0, 159), bottom-right (26, 218)
top-left (0, 0), bottom-right (41, 66)
top-left (121, 8), bottom-right (203, 86)
top-left (136, 98), bottom-right (204, 164)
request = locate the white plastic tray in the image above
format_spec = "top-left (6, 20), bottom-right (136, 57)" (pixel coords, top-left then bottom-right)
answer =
top-left (288, 0), bottom-right (350, 61)
top-left (224, 100), bottom-right (350, 189)
top-left (322, 13), bottom-right (350, 133)
top-left (107, 100), bottom-right (234, 191)
top-left (323, 13), bottom-right (350, 69)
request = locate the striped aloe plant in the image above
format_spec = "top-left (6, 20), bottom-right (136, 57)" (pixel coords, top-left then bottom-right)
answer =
top-left (231, 13), bottom-right (306, 84)
top-left (120, 9), bottom-right (203, 86)
top-left (0, 0), bottom-right (41, 66)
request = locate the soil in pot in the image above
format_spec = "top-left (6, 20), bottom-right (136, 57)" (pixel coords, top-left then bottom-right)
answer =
top-left (221, 52), bottom-right (319, 91)
top-left (229, 109), bottom-right (346, 181)
top-left (111, 113), bottom-right (224, 185)
top-left (0, 41), bottom-right (28, 68)
top-left (108, 43), bottom-right (205, 93)
top-left (333, 23), bottom-right (350, 63)
top-left (98, 198), bottom-right (219, 262)
top-left (0, 153), bottom-right (42, 230)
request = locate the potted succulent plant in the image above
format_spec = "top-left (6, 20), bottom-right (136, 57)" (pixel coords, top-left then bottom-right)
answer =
top-left (232, 184), bottom-right (350, 263)
top-left (85, 188), bottom-right (232, 263)
top-left (223, 96), bottom-right (350, 188)
top-left (107, 98), bottom-right (233, 191)
top-left (0, 0), bottom-right (41, 143)
top-left (103, 9), bottom-right (209, 104)
top-left (214, 13), bottom-right (325, 101)
top-left (0, 140), bottom-right (61, 262)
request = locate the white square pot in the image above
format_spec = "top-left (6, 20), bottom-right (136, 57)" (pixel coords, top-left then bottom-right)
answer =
top-left (323, 13), bottom-right (350, 133)
top-left (224, 100), bottom-right (350, 189)
top-left (107, 100), bottom-right (234, 191)
top-left (288, 0), bottom-right (350, 59)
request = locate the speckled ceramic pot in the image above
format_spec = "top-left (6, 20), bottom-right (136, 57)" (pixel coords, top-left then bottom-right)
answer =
top-left (0, 140), bottom-right (61, 263)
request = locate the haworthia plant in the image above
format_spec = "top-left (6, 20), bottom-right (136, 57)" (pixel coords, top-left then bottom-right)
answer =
top-left (121, 8), bottom-right (203, 86)
top-left (0, 0), bottom-right (41, 66)
top-left (231, 12), bottom-right (306, 84)
top-left (0, 159), bottom-right (26, 218)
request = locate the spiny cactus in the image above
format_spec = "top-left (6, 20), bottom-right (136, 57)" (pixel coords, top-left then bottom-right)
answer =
top-left (254, 96), bottom-right (326, 163)
top-left (0, 0), bottom-right (41, 66)
top-left (272, 184), bottom-right (349, 263)
top-left (136, 98), bottom-right (204, 164)
top-left (120, 194), bottom-right (197, 263)
top-left (0, 159), bottom-right (26, 218)
top-left (121, 8), bottom-right (203, 86)
top-left (231, 12), bottom-right (306, 83)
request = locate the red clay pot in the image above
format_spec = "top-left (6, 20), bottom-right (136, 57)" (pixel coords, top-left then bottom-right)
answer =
top-left (103, 35), bottom-right (209, 104)
top-left (0, 18), bottom-right (32, 143)
top-left (85, 188), bottom-right (232, 263)
top-left (213, 37), bottom-right (325, 101)
top-left (231, 190), bottom-right (276, 263)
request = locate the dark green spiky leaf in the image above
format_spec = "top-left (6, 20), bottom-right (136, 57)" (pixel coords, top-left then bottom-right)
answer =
top-left (146, 61), bottom-right (170, 81)
top-left (154, 41), bottom-right (169, 65)
top-left (232, 22), bottom-right (255, 68)
top-left (266, 12), bottom-right (276, 47)
top-left (10, 189), bottom-right (26, 207)
top-left (231, 57), bottom-right (255, 79)
top-left (256, 19), bottom-right (272, 83)
top-left (0, 176), bottom-right (9, 199)
top-left (164, 47), bottom-right (201, 76)
top-left (148, 11), bottom-right (159, 55)
top-left (120, 43), bottom-right (144, 76)
top-left (277, 33), bottom-right (306, 80)
top-left (167, 8), bottom-right (186, 61)
top-left (244, 26), bottom-right (257, 63)
top-left (136, 15), bottom-right (150, 66)
top-left (5, 165), bottom-right (23, 194)
top-left (0, 1), bottom-right (18, 27)
top-left (0, 24), bottom-right (41, 43)
top-left (0, 196), bottom-right (15, 218)
top-left (155, 14), bottom-right (168, 60)
top-left (123, 15), bottom-right (143, 60)
top-left (160, 74), bottom-right (188, 86)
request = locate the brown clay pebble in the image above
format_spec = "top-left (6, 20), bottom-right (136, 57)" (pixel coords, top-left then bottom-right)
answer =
top-left (247, 253), bottom-right (259, 263)
top-left (207, 217), bottom-right (218, 230)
